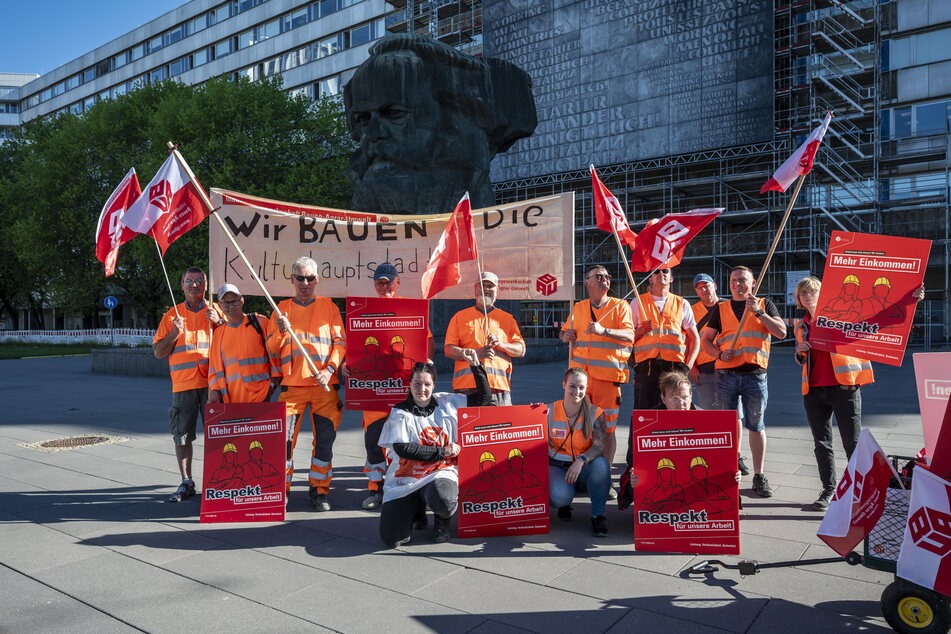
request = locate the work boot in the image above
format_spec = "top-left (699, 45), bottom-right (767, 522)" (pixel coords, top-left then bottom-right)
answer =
top-left (311, 493), bottom-right (331, 512)
top-left (168, 479), bottom-right (196, 503)
top-left (592, 515), bottom-right (608, 537)
top-left (362, 491), bottom-right (383, 510)
top-left (813, 488), bottom-right (834, 511)
top-left (432, 516), bottom-right (451, 543)
top-left (752, 474), bottom-right (773, 498)
top-left (737, 455), bottom-right (750, 476)
top-left (557, 505), bottom-right (573, 521)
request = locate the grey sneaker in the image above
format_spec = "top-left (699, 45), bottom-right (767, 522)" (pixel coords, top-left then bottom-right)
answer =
top-left (433, 516), bottom-right (451, 543)
top-left (737, 455), bottom-right (750, 476)
top-left (168, 480), bottom-right (196, 503)
top-left (752, 474), bottom-right (773, 498)
top-left (362, 491), bottom-right (383, 510)
top-left (311, 493), bottom-right (331, 512)
top-left (813, 488), bottom-right (834, 511)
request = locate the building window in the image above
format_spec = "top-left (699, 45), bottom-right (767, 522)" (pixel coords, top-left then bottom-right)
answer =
top-left (262, 57), bottom-right (282, 77)
top-left (82, 68), bottom-right (96, 83)
top-left (165, 23), bottom-right (188, 47)
top-left (150, 35), bottom-right (164, 54)
top-left (208, 5), bottom-right (226, 26)
top-left (288, 85), bottom-right (311, 100)
top-left (886, 27), bottom-right (951, 71)
top-left (282, 7), bottom-right (308, 32)
top-left (169, 56), bottom-right (192, 77)
top-left (316, 75), bottom-right (341, 98)
top-left (884, 100), bottom-right (951, 139)
top-left (238, 28), bottom-right (256, 49)
top-left (191, 15), bottom-right (207, 33)
top-left (130, 43), bottom-right (147, 61)
top-left (69, 102), bottom-right (82, 115)
top-left (65, 75), bottom-right (80, 91)
top-left (232, 0), bottom-right (266, 16)
top-left (215, 38), bottom-right (234, 59)
top-left (84, 96), bottom-right (96, 111)
top-left (150, 66), bottom-right (167, 83)
top-left (194, 48), bottom-right (211, 67)
top-left (350, 23), bottom-right (372, 48)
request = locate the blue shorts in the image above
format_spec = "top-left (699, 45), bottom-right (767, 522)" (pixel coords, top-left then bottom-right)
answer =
top-left (713, 370), bottom-right (767, 432)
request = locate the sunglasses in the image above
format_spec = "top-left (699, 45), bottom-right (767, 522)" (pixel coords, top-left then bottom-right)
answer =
top-left (183, 279), bottom-right (205, 287)
top-left (588, 273), bottom-right (611, 281)
top-left (293, 274), bottom-right (317, 282)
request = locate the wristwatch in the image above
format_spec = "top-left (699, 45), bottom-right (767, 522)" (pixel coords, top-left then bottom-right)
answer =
top-left (754, 309), bottom-right (765, 317)
top-left (578, 454), bottom-right (588, 463)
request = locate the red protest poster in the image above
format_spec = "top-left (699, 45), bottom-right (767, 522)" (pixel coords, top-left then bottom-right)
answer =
top-left (457, 405), bottom-right (549, 538)
top-left (344, 296), bottom-right (429, 410)
top-left (914, 353), bottom-right (951, 472)
top-left (200, 401), bottom-right (286, 523)
top-left (632, 410), bottom-right (739, 555)
top-left (810, 231), bottom-right (930, 366)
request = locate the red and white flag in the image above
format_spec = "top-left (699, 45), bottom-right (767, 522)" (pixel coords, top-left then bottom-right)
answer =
top-left (817, 428), bottom-right (898, 556)
top-left (94, 168), bottom-right (141, 276)
top-left (121, 153), bottom-right (214, 254)
top-left (591, 165), bottom-right (637, 249)
top-left (420, 193), bottom-right (478, 299)
top-left (760, 111), bottom-right (833, 193)
top-left (897, 466), bottom-right (951, 596)
top-left (629, 208), bottom-right (721, 272)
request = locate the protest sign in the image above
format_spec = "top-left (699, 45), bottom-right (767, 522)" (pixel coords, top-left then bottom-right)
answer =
top-left (344, 296), bottom-right (429, 410)
top-left (200, 401), bottom-right (286, 523)
top-left (810, 231), bottom-right (930, 366)
top-left (457, 405), bottom-right (549, 538)
top-left (208, 189), bottom-right (575, 300)
top-left (913, 353), bottom-right (951, 469)
top-left (632, 409), bottom-right (739, 554)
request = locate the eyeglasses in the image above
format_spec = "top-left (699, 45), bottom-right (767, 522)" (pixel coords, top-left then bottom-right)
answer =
top-left (587, 273), bottom-right (611, 281)
top-left (293, 274), bottom-right (317, 282)
top-left (183, 279), bottom-right (205, 287)
top-left (221, 299), bottom-right (242, 306)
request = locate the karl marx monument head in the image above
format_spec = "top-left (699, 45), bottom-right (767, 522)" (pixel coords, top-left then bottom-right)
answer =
top-left (343, 34), bottom-right (537, 215)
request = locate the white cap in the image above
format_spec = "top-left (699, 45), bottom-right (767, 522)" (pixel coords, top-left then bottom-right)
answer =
top-left (217, 283), bottom-right (242, 298)
top-left (480, 271), bottom-right (499, 286)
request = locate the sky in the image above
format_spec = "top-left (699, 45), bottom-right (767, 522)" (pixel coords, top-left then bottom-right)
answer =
top-left (1, 1), bottom-right (187, 76)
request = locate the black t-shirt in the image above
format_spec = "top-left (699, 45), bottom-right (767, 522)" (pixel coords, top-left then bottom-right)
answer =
top-left (705, 298), bottom-right (780, 374)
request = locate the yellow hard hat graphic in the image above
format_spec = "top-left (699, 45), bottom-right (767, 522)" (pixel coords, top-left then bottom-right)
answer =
top-left (223, 442), bottom-right (237, 453)
top-left (365, 336), bottom-right (379, 346)
top-left (657, 458), bottom-right (675, 470)
top-left (690, 456), bottom-right (708, 469)
top-left (249, 440), bottom-right (263, 450)
top-left (508, 448), bottom-right (524, 459)
top-left (843, 274), bottom-right (860, 285)
top-left (479, 451), bottom-right (496, 463)
top-left (391, 335), bottom-right (405, 345)
top-left (874, 276), bottom-right (891, 287)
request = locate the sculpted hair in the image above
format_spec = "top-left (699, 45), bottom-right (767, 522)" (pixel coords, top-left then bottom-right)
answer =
top-left (730, 265), bottom-right (754, 278)
top-left (292, 257), bottom-right (319, 276)
top-left (659, 371), bottom-right (691, 398)
top-left (585, 265), bottom-right (608, 279)
top-left (563, 366), bottom-right (596, 438)
top-left (795, 276), bottom-right (822, 309)
top-left (412, 361), bottom-right (438, 383)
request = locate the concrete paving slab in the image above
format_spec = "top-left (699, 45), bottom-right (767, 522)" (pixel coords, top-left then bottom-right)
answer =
top-left (85, 523), bottom-right (233, 566)
top-left (746, 598), bottom-right (891, 634)
top-left (0, 522), bottom-right (103, 574)
top-left (606, 605), bottom-right (733, 633)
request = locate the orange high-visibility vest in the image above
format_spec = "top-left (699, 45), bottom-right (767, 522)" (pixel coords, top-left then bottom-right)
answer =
top-left (714, 298), bottom-right (771, 370)
top-left (691, 300), bottom-right (717, 366)
top-left (564, 298), bottom-right (633, 383)
top-left (153, 301), bottom-right (217, 392)
top-left (794, 319), bottom-right (873, 395)
top-left (446, 306), bottom-right (524, 391)
top-left (209, 314), bottom-right (280, 403)
top-left (547, 401), bottom-right (603, 464)
top-left (267, 297), bottom-right (346, 387)
top-left (634, 293), bottom-right (687, 363)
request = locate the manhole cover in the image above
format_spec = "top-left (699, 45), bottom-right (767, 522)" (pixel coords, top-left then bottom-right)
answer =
top-left (21, 434), bottom-right (130, 452)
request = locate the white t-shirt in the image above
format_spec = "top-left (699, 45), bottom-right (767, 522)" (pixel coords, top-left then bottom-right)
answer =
top-left (378, 392), bottom-right (465, 502)
top-left (630, 294), bottom-right (696, 330)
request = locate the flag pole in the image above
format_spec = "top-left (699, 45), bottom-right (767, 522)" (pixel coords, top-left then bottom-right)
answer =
top-left (729, 173), bottom-right (807, 352)
top-left (472, 199), bottom-right (490, 343)
top-left (165, 142), bottom-right (328, 390)
top-left (153, 238), bottom-right (181, 318)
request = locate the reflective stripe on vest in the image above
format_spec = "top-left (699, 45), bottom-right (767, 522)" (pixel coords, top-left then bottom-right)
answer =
top-left (692, 300), bottom-right (717, 366)
top-left (547, 401), bottom-right (601, 461)
top-left (794, 319), bottom-right (874, 395)
top-left (634, 293), bottom-right (687, 363)
top-left (568, 299), bottom-right (632, 383)
top-left (714, 298), bottom-right (771, 370)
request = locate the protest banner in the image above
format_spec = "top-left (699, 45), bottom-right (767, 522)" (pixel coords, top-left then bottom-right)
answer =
top-left (913, 352), bottom-right (951, 469)
top-left (897, 466), bottom-right (951, 597)
top-left (200, 401), bottom-right (286, 523)
top-left (632, 409), bottom-right (739, 554)
top-left (457, 405), bottom-right (549, 538)
top-left (344, 296), bottom-right (429, 411)
top-left (208, 189), bottom-right (575, 300)
top-left (809, 231), bottom-right (930, 366)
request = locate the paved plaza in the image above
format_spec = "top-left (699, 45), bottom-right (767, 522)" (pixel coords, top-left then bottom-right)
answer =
top-left (0, 348), bottom-right (930, 632)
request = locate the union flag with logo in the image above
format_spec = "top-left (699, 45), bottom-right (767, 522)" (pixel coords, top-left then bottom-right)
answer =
top-left (897, 466), bottom-right (951, 596)
top-left (817, 428), bottom-right (898, 556)
top-left (629, 209), bottom-right (721, 272)
top-left (121, 152), bottom-right (214, 254)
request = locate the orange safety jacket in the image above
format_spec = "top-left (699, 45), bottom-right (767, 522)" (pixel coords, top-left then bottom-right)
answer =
top-left (691, 300), bottom-right (717, 367)
top-left (267, 297), bottom-right (346, 387)
top-left (794, 318), bottom-right (873, 395)
top-left (547, 400), bottom-right (603, 464)
top-left (209, 314), bottom-right (280, 403)
top-left (714, 298), bottom-right (771, 370)
top-left (153, 301), bottom-right (218, 392)
top-left (563, 298), bottom-right (633, 383)
top-left (446, 306), bottom-right (524, 391)
top-left (634, 293), bottom-right (687, 363)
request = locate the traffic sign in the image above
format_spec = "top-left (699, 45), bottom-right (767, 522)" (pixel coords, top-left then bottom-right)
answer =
top-left (103, 296), bottom-right (118, 310)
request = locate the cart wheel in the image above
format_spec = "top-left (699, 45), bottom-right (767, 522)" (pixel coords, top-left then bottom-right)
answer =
top-left (881, 579), bottom-right (951, 633)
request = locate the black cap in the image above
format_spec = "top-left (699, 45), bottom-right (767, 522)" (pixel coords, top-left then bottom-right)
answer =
top-left (373, 263), bottom-right (399, 281)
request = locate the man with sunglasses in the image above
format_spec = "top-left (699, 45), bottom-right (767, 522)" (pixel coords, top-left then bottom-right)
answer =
top-left (560, 265), bottom-right (635, 469)
top-left (152, 267), bottom-right (221, 503)
top-left (267, 257), bottom-right (346, 511)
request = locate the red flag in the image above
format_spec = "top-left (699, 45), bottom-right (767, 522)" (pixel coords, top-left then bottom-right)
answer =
top-left (817, 428), bottom-right (898, 556)
top-left (629, 208), bottom-right (721, 272)
top-left (420, 193), bottom-right (478, 299)
top-left (95, 168), bottom-right (142, 276)
top-left (590, 165), bottom-right (637, 249)
top-left (121, 153), bottom-right (214, 254)
top-left (760, 112), bottom-right (833, 193)
top-left (897, 466), bottom-right (951, 596)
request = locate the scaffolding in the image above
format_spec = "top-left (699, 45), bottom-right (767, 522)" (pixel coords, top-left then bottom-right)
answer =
top-left (385, 0), bottom-right (483, 56)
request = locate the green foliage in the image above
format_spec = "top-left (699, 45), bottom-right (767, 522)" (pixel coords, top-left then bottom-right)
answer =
top-left (0, 78), bottom-right (354, 327)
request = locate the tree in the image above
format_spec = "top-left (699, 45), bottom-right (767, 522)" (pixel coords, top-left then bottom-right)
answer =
top-left (0, 77), bottom-right (354, 328)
